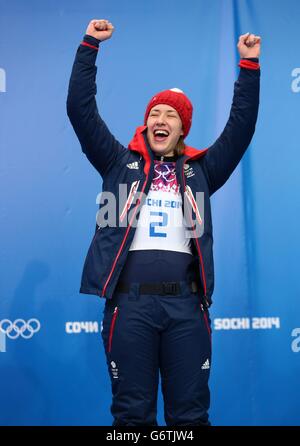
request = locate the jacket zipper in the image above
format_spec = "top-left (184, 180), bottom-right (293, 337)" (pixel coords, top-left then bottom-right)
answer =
top-left (119, 180), bottom-right (140, 223)
top-left (182, 161), bottom-right (209, 307)
top-left (185, 184), bottom-right (203, 225)
top-left (102, 177), bottom-right (148, 297)
top-left (108, 306), bottom-right (119, 353)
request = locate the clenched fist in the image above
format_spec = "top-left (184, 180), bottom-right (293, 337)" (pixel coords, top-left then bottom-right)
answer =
top-left (86, 19), bottom-right (115, 41)
top-left (238, 33), bottom-right (261, 58)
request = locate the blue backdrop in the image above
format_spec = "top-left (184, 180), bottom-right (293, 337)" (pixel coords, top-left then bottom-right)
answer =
top-left (1, 0), bottom-right (300, 426)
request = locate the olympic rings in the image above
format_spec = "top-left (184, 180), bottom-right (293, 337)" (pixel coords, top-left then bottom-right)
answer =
top-left (0, 319), bottom-right (41, 339)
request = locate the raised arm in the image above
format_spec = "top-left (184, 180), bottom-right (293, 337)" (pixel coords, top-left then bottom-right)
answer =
top-left (202, 33), bottom-right (261, 196)
top-left (67, 19), bottom-right (127, 177)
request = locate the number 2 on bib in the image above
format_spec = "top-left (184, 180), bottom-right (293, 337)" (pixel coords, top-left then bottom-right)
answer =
top-left (149, 211), bottom-right (168, 237)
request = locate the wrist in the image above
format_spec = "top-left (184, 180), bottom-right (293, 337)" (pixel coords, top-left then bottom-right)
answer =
top-left (81, 34), bottom-right (101, 51)
top-left (238, 58), bottom-right (260, 70)
top-left (242, 57), bottom-right (259, 62)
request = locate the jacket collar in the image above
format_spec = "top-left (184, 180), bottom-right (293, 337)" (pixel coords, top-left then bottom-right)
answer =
top-left (128, 126), bottom-right (208, 173)
top-left (128, 126), bottom-right (152, 176)
top-left (183, 145), bottom-right (208, 159)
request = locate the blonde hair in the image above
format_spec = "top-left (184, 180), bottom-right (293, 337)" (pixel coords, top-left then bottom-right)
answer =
top-left (174, 136), bottom-right (186, 156)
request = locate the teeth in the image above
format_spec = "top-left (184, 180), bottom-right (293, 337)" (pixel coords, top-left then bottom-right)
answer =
top-left (154, 130), bottom-right (169, 136)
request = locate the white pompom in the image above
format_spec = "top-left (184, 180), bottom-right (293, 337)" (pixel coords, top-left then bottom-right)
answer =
top-left (170, 88), bottom-right (184, 94)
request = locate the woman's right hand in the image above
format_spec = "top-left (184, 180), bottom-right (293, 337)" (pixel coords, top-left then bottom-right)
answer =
top-left (85, 19), bottom-right (115, 41)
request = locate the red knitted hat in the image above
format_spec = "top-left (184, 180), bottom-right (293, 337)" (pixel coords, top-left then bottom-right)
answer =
top-left (144, 88), bottom-right (193, 138)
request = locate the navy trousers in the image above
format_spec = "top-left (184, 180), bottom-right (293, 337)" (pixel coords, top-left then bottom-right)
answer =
top-left (101, 281), bottom-right (212, 426)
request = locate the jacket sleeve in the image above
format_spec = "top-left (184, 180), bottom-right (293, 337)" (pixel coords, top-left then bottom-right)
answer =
top-left (202, 58), bottom-right (260, 196)
top-left (66, 34), bottom-right (127, 177)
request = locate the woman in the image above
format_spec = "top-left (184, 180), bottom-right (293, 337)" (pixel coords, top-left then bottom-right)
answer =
top-left (67, 19), bottom-right (261, 425)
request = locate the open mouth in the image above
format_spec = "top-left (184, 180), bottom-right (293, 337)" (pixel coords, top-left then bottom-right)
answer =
top-left (153, 129), bottom-right (170, 142)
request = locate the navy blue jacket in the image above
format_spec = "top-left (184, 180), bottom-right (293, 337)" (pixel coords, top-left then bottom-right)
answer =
top-left (66, 35), bottom-right (260, 307)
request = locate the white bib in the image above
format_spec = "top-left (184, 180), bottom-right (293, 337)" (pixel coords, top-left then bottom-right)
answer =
top-left (129, 161), bottom-right (192, 254)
